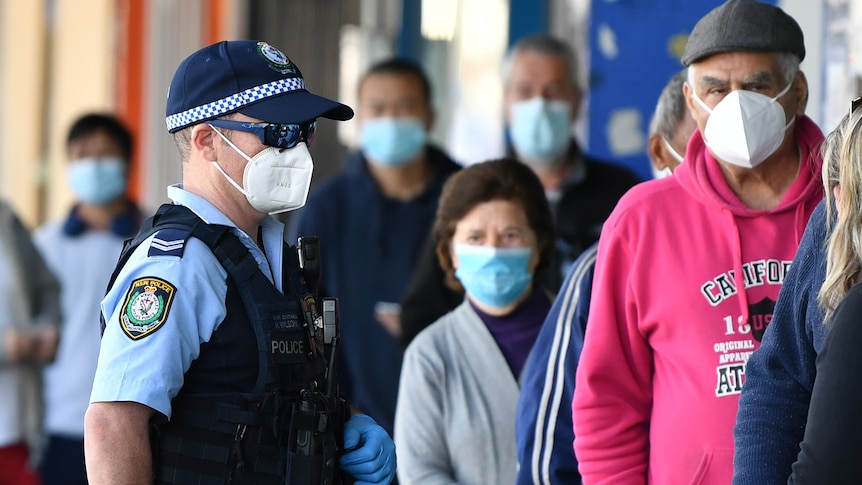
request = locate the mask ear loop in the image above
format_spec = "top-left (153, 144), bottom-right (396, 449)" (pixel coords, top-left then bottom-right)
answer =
top-left (661, 137), bottom-right (685, 163)
top-left (690, 88), bottom-right (717, 148)
top-left (690, 88), bottom-right (713, 115)
top-left (770, 81), bottom-right (794, 102)
top-left (209, 125), bottom-right (253, 198)
top-left (770, 82), bottom-right (797, 131)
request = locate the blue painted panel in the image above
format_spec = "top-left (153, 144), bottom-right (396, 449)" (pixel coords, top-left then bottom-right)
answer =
top-left (587, 0), bottom-right (777, 180)
top-left (398, 0), bottom-right (423, 61)
top-left (508, 0), bottom-right (549, 47)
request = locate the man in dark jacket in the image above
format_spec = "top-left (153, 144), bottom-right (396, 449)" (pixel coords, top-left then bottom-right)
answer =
top-left (288, 58), bottom-right (460, 435)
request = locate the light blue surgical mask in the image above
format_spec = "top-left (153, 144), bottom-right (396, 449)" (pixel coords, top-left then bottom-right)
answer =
top-left (360, 117), bottom-right (427, 167)
top-left (454, 244), bottom-right (533, 309)
top-left (509, 96), bottom-right (572, 165)
top-left (68, 157), bottom-right (127, 205)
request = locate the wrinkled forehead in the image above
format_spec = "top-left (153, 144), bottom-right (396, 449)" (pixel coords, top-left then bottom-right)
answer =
top-left (688, 52), bottom-right (784, 86)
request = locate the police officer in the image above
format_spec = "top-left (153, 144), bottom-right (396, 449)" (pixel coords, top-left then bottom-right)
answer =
top-left (83, 40), bottom-right (396, 485)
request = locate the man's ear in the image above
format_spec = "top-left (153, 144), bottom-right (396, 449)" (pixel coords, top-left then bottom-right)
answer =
top-left (191, 124), bottom-right (217, 161)
top-left (793, 71), bottom-right (809, 117)
top-left (648, 133), bottom-right (669, 171)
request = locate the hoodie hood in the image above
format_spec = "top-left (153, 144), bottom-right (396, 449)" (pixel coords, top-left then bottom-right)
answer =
top-left (673, 115), bottom-right (824, 323)
top-left (674, 115), bottom-right (824, 221)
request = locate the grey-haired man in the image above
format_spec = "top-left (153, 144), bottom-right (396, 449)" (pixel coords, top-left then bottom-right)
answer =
top-left (572, 1), bottom-right (823, 483)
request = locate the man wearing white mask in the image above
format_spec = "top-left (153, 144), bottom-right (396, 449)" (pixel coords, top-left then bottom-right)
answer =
top-left (287, 58), bottom-right (460, 436)
top-left (573, 1), bottom-right (824, 483)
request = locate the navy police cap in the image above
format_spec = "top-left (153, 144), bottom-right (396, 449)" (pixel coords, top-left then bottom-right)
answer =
top-left (166, 40), bottom-right (353, 133)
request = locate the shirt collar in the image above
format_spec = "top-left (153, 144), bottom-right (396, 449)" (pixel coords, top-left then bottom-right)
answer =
top-left (167, 184), bottom-right (285, 289)
top-left (166, 184), bottom-right (282, 237)
top-left (167, 184), bottom-right (234, 226)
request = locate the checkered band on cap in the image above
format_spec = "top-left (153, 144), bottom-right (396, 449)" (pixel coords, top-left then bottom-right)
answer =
top-left (165, 77), bottom-right (307, 131)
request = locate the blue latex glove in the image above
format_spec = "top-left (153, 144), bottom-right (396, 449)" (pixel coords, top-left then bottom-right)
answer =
top-left (339, 414), bottom-right (396, 485)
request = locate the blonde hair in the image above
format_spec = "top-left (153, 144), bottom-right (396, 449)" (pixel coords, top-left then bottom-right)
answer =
top-left (819, 110), bottom-right (862, 320)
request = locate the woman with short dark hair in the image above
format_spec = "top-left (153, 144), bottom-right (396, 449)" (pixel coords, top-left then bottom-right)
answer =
top-left (394, 158), bottom-right (554, 484)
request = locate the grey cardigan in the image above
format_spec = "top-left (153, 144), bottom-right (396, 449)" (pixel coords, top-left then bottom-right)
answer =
top-left (394, 300), bottom-right (519, 485)
top-left (0, 201), bottom-right (62, 463)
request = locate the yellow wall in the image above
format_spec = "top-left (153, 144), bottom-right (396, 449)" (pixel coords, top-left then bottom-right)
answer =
top-left (0, 0), bottom-right (115, 227)
top-left (46, 0), bottom-right (116, 222)
top-left (0, 0), bottom-right (261, 225)
top-left (0, 1), bottom-right (47, 227)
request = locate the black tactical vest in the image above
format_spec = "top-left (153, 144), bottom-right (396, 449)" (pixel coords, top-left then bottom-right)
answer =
top-left (105, 204), bottom-right (347, 485)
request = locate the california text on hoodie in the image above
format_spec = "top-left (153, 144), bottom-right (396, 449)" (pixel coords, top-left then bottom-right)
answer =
top-left (573, 116), bottom-right (824, 485)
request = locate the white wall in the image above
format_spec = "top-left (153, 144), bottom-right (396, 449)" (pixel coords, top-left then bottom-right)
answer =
top-left (780, 0), bottom-right (826, 129)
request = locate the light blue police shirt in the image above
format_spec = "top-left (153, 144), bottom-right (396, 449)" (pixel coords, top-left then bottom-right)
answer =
top-left (90, 184), bottom-right (287, 419)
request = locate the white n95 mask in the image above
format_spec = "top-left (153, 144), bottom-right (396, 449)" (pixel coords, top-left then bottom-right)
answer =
top-left (692, 82), bottom-right (794, 169)
top-left (211, 126), bottom-right (314, 214)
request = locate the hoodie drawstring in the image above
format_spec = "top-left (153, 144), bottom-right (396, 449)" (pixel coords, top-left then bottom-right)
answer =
top-left (723, 208), bottom-right (751, 324)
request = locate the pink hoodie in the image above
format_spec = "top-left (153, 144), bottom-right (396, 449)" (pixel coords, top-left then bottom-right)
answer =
top-left (573, 116), bottom-right (824, 485)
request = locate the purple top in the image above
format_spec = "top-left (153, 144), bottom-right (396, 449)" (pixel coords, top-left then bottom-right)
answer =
top-left (470, 285), bottom-right (551, 379)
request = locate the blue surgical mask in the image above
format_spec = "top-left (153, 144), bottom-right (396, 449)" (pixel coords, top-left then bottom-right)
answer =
top-left (509, 96), bottom-right (572, 164)
top-left (360, 117), bottom-right (427, 167)
top-left (454, 244), bottom-right (533, 309)
top-left (68, 157), bottom-right (127, 205)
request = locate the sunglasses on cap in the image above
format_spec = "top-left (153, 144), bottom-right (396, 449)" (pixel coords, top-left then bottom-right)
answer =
top-left (207, 119), bottom-right (316, 149)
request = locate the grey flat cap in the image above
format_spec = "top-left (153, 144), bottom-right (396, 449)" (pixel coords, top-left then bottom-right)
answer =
top-left (681, 0), bottom-right (805, 66)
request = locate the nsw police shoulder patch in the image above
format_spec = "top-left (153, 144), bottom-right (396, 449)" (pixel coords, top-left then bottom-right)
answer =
top-left (120, 277), bottom-right (176, 340)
